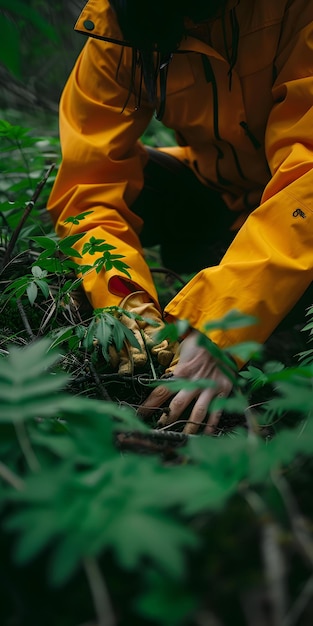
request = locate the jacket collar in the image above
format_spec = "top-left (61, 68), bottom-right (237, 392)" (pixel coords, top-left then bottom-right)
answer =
top-left (75, 0), bottom-right (239, 50)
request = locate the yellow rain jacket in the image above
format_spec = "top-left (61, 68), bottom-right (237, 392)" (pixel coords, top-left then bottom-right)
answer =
top-left (48, 0), bottom-right (313, 353)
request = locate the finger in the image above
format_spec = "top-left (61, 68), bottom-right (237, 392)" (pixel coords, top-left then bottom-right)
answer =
top-left (128, 327), bottom-right (147, 368)
top-left (154, 345), bottom-right (175, 368)
top-left (183, 389), bottom-right (214, 435)
top-left (138, 384), bottom-right (174, 417)
top-left (158, 388), bottom-right (199, 427)
top-left (203, 392), bottom-right (227, 434)
top-left (203, 410), bottom-right (223, 435)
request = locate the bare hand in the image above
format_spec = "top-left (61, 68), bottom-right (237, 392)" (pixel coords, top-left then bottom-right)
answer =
top-left (139, 330), bottom-right (234, 434)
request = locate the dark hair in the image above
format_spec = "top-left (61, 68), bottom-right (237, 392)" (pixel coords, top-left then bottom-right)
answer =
top-left (109, 0), bottom-right (225, 52)
top-left (109, 0), bottom-right (227, 108)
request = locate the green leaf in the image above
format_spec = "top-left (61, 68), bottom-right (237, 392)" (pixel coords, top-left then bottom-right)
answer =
top-left (35, 279), bottom-right (50, 299)
top-left (82, 237), bottom-right (116, 255)
top-left (31, 236), bottom-right (57, 254)
top-left (47, 328), bottom-right (75, 352)
top-left (83, 319), bottom-right (97, 350)
top-left (58, 233), bottom-right (85, 257)
top-left (93, 316), bottom-right (113, 362)
top-left (59, 246), bottom-right (82, 259)
top-left (203, 309), bottom-right (258, 332)
top-left (136, 569), bottom-right (197, 625)
top-left (64, 211), bottom-right (93, 225)
top-left (26, 281), bottom-right (38, 306)
top-left (226, 341), bottom-right (262, 362)
top-left (154, 320), bottom-right (190, 343)
top-left (31, 265), bottom-right (48, 279)
top-left (150, 378), bottom-right (217, 393)
top-left (119, 323), bottom-right (141, 350)
top-left (111, 317), bottom-right (127, 352)
top-left (102, 258), bottom-right (112, 271)
top-left (0, 119), bottom-right (29, 139)
top-left (107, 510), bottom-right (198, 578)
top-left (3, 276), bottom-right (28, 299)
top-left (0, 340), bottom-right (70, 423)
top-left (112, 259), bottom-right (132, 278)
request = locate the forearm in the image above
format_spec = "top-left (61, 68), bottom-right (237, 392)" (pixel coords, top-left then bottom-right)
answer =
top-left (47, 37), bottom-right (157, 308)
top-left (165, 174), bottom-right (313, 352)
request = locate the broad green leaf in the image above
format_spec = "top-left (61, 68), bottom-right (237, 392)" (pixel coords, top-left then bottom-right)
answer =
top-left (154, 320), bottom-right (190, 343)
top-left (31, 236), bottom-right (57, 254)
top-left (0, 340), bottom-right (62, 381)
top-left (58, 233), bottom-right (85, 256)
top-left (82, 238), bottom-right (116, 255)
top-left (203, 309), bottom-right (258, 332)
top-left (35, 278), bottom-right (50, 299)
top-left (226, 341), bottom-right (262, 362)
top-left (47, 328), bottom-right (75, 352)
top-left (112, 259), bottom-right (132, 278)
top-left (105, 510), bottom-right (198, 578)
top-left (31, 265), bottom-right (48, 279)
top-left (94, 316), bottom-right (113, 361)
top-left (119, 323), bottom-right (141, 350)
top-left (26, 281), bottom-right (38, 306)
top-left (112, 317), bottom-right (127, 351)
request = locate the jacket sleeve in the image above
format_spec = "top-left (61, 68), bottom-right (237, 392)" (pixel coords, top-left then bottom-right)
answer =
top-left (165, 12), bottom-right (313, 356)
top-left (47, 37), bottom-right (159, 309)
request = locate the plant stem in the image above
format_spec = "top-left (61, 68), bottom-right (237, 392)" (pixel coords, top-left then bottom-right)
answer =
top-left (83, 557), bottom-right (116, 626)
top-left (282, 574), bottom-right (313, 626)
top-left (1, 163), bottom-right (55, 269)
top-left (14, 421), bottom-right (40, 472)
top-left (16, 298), bottom-right (35, 340)
top-left (88, 360), bottom-right (112, 402)
top-left (0, 460), bottom-right (24, 490)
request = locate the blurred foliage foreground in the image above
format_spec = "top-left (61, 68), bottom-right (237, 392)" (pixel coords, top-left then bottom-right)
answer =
top-left (2, 111), bottom-right (313, 626)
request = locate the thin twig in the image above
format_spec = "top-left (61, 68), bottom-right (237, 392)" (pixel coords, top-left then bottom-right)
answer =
top-left (16, 298), bottom-right (35, 340)
top-left (37, 297), bottom-right (57, 334)
top-left (87, 360), bottom-right (113, 402)
top-left (282, 574), bottom-right (313, 626)
top-left (0, 460), bottom-right (24, 490)
top-left (150, 266), bottom-right (188, 286)
top-left (261, 521), bottom-right (288, 626)
top-left (243, 403), bottom-right (261, 437)
top-left (272, 471), bottom-right (313, 569)
top-left (1, 163), bottom-right (55, 269)
top-left (83, 557), bottom-right (116, 626)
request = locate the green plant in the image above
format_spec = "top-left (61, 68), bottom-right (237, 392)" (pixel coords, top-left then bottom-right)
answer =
top-left (2, 115), bottom-right (313, 626)
top-left (0, 119), bottom-right (59, 248)
top-left (2, 336), bottom-right (313, 625)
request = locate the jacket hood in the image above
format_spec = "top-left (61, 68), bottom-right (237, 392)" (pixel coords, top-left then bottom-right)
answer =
top-left (75, 0), bottom-right (239, 50)
top-left (75, 0), bottom-right (240, 117)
